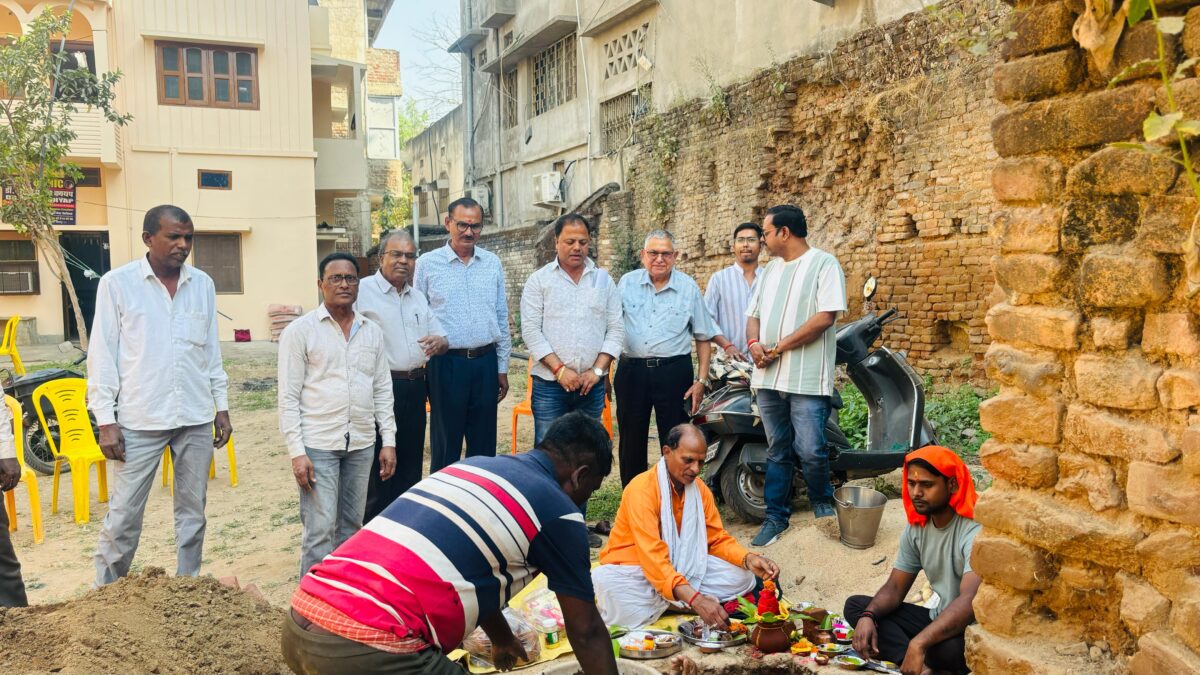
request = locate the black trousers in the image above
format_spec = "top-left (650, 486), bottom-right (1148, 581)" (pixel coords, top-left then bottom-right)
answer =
top-left (844, 595), bottom-right (969, 675)
top-left (364, 377), bottom-right (428, 523)
top-left (614, 355), bottom-right (693, 486)
top-left (0, 498), bottom-right (28, 607)
top-left (427, 351), bottom-right (499, 473)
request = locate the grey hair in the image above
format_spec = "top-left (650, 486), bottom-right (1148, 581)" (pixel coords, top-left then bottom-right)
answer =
top-left (643, 229), bottom-right (675, 249)
top-left (379, 229), bottom-right (416, 251)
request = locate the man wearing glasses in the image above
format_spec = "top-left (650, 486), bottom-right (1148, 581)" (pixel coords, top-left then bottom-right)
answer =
top-left (705, 222), bottom-right (764, 360)
top-left (278, 253), bottom-right (395, 574)
top-left (414, 197), bottom-right (512, 472)
top-left (615, 230), bottom-right (721, 486)
top-left (356, 230), bottom-right (448, 522)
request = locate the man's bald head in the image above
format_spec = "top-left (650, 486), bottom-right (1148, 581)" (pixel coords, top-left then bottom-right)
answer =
top-left (662, 424), bottom-right (708, 488)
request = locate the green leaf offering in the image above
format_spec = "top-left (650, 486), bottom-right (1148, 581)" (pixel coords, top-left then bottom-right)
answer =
top-left (1145, 111), bottom-right (1183, 142)
top-left (820, 613), bottom-right (836, 631)
top-left (1128, 0), bottom-right (1150, 26)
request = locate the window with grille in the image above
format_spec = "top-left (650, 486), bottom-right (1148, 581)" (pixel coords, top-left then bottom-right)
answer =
top-left (192, 233), bottom-right (243, 294)
top-left (603, 23), bottom-right (649, 80)
top-left (156, 42), bottom-right (259, 109)
top-left (531, 34), bottom-right (577, 117)
top-left (0, 238), bottom-right (39, 295)
top-left (601, 84), bottom-right (652, 152)
top-left (476, 46), bottom-right (488, 71)
top-left (502, 69), bottom-right (519, 129)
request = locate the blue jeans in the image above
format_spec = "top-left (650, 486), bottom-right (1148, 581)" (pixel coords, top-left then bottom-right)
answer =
top-left (757, 389), bottom-right (832, 526)
top-left (298, 446), bottom-right (373, 575)
top-left (531, 377), bottom-right (606, 445)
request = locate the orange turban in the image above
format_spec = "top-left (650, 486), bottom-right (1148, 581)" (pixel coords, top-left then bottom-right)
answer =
top-left (901, 446), bottom-right (977, 527)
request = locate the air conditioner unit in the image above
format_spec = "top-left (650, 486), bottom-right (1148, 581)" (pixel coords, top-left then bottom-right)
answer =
top-left (532, 171), bottom-right (564, 207)
top-left (470, 184), bottom-right (491, 214)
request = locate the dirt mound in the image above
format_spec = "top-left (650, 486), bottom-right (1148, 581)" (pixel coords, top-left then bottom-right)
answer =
top-left (0, 567), bottom-right (290, 675)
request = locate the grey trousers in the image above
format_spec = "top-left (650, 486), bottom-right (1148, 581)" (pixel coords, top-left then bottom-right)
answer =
top-left (298, 446), bottom-right (373, 575)
top-left (94, 423), bottom-right (214, 586)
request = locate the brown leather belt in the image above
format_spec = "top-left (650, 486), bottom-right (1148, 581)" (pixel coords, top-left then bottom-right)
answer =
top-left (391, 368), bottom-right (426, 380)
top-left (291, 607), bottom-right (336, 636)
top-left (445, 344), bottom-right (496, 359)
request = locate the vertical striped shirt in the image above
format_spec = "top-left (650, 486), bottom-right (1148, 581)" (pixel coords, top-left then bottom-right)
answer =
top-left (704, 264), bottom-right (760, 353)
top-left (748, 248), bottom-right (846, 396)
top-left (296, 451), bottom-right (593, 651)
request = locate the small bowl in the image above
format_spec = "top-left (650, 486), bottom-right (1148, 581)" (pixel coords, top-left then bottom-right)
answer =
top-left (832, 655), bottom-right (867, 670)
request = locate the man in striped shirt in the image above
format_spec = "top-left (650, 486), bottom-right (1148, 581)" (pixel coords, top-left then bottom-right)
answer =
top-left (706, 222), bottom-right (763, 360)
top-left (746, 205), bottom-right (847, 548)
top-left (281, 412), bottom-right (619, 675)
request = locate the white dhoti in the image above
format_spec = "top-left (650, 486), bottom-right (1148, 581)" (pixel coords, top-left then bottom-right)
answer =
top-left (593, 555), bottom-right (756, 628)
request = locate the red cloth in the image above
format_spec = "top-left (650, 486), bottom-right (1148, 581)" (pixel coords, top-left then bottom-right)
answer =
top-left (901, 446), bottom-right (977, 527)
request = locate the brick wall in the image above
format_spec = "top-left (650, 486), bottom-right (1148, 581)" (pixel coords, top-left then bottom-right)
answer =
top-left (967, 1), bottom-right (1200, 673)
top-left (367, 48), bottom-right (402, 97)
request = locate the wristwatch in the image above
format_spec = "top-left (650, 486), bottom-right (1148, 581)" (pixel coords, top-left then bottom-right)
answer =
top-left (592, 367), bottom-right (607, 377)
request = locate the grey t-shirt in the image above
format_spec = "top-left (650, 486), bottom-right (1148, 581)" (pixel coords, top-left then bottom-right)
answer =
top-left (893, 513), bottom-right (981, 619)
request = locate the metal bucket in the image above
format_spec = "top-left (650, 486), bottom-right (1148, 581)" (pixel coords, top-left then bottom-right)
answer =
top-left (832, 485), bottom-right (888, 550)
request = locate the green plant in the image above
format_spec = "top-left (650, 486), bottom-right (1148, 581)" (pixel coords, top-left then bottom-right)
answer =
top-left (585, 479), bottom-right (624, 522)
top-left (693, 58), bottom-right (731, 122)
top-left (923, 380), bottom-right (993, 456)
top-left (922, 0), bottom-right (1015, 57)
top-left (837, 383), bottom-right (870, 450)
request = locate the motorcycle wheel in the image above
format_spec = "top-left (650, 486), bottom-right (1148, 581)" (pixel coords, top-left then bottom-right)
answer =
top-left (720, 462), bottom-right (768, 524)
top-left (24, 419), bottom-right (67, 476)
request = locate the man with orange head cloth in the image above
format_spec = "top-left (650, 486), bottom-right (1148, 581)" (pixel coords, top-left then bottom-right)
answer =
top-left (843, 447), bottom-right (980, 675)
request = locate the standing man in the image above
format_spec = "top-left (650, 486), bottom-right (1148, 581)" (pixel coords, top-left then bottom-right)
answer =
top-left (520, 213), bottom-right (623, 445)
top-left (0, 381), bottom-right (27, 607)
top-left (616, 229), bottom-right (721, 486)
top-left (415, 197), bottom-right (512, 472)
top-left (89, 204), bottom-right (233, 586)
top-left (356, 230), bottom-right (448, 522)
top-left (706, 222), bottom-right (763, 360)
top-left (278, 253), bottom-right (396, 574)
top-left (746, 205), bottom-right (846, 547)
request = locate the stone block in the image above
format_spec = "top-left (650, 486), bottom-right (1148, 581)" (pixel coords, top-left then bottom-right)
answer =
top-left (994, 207), bottom-right (1061, 253)
top-left (986, 304), bottom-right (1080, 350)
top-left (1139, 196), bottom-right (1198, 254)
top-left (1173, 578), bottom-right (1200, 653)
top-left (1186, 6), bottom-right (1200, 59)
top-left (1091, 316), bottom-right (1135, 350)
top-left (992, 158), bottom-right (1064, 203)
top-left (1158, 368), bottom-right (1200, 409)
top-left (1004, 3), bottom-right (1077, 59)
top-left (992, 85), bottom-right (1155, 157)
top-left (1182, 425), bottom-right (1200, 474)
top-left (994, 254), bottom-right (1064, 294)
top-left (1073, 352), bottom-right (1163, 410)
top-left (979, 393), bottom-right (1065, 444)
top-left (1106, 21), bottom-right (1179, 84)
top-left (1056, 452), bottom-right (1123, 511)
top-left (1144, 313), bottom-right (1200, 357)
top-left (1066, 146), bottom-right (1178, 196)
top-left (1079, 252), bottom-right (1169, 308)
top-left (980, 439), bottom-right (1059, 488)
top-left (974, 485), bottom-right (1145, 573)
top-left (1137, 528), bottom-right (1200, 593)
top-left (1061, 195), bottom-right (1140, 252)
top-left (972, 583), bottom-right (1031, 636)
top-left (1063, 404), bottom-right (1178, 462)
top-left (1119, 573), bottom-right (1171, 637)
top-left (1129, 632), bottom-right (1200, 675)
top-left (971, 531), bottom-right (1055, 591)
top-left (984, 343), bottom-right (1064, 397)
top-left (994, 49), bottom-right (1084, 102)
top-left (1159, 77), bottom-right (1200, 120)
top-left (966, 626), bottom-right (1070, 675)
top-left (1128, 461), bottom-right (1200, 525)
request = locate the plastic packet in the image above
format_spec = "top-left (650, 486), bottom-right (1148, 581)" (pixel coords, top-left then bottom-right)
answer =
top-left (518, 588), bottom-right (564, 631)
top-left (462, 608), bottom-right (542, 669)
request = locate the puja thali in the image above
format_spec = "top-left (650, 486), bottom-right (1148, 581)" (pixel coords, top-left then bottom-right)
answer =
top-left (617, 629), bottom-right (683, 660)
top-left (677, 619), bottom-right (749, 652)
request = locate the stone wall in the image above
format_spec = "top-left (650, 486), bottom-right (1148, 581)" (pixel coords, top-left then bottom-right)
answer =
top-left (605, 0), bottom-right (1008, 384)
top-left (967, 1), bottom-right (1200, 673)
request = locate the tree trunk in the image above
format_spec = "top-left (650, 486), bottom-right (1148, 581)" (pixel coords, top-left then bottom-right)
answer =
top-left (30, 225), bottom-right (89, 349)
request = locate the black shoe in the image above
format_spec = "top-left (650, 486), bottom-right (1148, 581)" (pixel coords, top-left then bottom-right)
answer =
top-left (588, 531), bottom-right (604, 548)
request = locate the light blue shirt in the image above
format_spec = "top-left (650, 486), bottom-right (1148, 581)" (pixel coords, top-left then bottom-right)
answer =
top-left (705, 263), bottom-right (760, 353)
top-left (414, 243), bottom-right (512, 374)
top-left (618, 268), bottom-right (721, 358)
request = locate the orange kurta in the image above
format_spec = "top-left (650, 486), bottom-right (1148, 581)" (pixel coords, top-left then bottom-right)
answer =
top-left (598, 466), bottom-right (750, 600)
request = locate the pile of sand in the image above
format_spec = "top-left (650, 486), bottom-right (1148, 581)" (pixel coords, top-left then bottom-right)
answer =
top-left (0, 568), bottom-right (289, 675)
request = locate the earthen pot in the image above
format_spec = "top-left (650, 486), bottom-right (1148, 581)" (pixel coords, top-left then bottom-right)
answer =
top-left (799, 608), bottom-right (830, 642)
top-left (750, 619), bottom-right (794, 654)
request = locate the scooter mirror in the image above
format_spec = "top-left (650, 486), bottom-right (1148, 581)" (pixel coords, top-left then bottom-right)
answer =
top-left (863, 276), bottom-right (878, 300)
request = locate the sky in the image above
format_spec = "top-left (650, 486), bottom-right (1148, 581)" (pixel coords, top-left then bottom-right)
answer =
top-left (375, 0), bottom-right (462, 122)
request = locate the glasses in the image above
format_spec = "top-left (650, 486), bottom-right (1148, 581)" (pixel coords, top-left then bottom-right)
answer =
top-left (324, 274), bottom-right (359, 286)
top-left (735, 236), bottom-right (760, 244)
top-left (454, 221), bottom-right (483, 232)
top-left (645, 250), bottom-right (676, 259)
top-left (383, 251), bottom-right (418, 260)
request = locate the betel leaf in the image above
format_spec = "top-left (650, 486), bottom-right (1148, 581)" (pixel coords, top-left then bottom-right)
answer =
top-left (1127, 0), bottom-right (1150, 26)
top-left (1145, 111), bottom-right (1183, 141)
top-left (820, 613), bottom-right (836, 631)
top-left (1157, 16), bottom-right (1186, 34)
top-left (1107, 58), bottom-right (1161, 88)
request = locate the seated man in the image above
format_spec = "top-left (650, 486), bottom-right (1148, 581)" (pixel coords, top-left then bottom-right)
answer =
top-left (844, 446), bottom-right (981, 675)
top-left (281, 412), bottom-right (619, 675)
top-left (593, 424), bottom-right (780, 629)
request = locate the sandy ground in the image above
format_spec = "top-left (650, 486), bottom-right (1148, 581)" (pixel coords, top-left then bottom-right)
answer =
top-left (6, 342), bottom-right (926, 674)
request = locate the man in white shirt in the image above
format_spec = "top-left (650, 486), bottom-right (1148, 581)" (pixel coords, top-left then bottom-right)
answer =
top-left (706, 222), bottom-right (763, 360)
top-left (89, 205), bottom-right (232, 586)
top-left (356, 230), bottom-right (447, 522)
top-left (0, 381), bottom-right (27, 606)
top-left (278, 253), bottom-right (396, 574)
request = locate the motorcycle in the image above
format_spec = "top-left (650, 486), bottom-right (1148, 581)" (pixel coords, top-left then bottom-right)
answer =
top-left (692, 277), bottom-right (936, 523)
top-left (1, 346), bottom-right (91, 476)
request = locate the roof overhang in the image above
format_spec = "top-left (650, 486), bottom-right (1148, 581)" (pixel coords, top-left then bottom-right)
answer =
top-left (580, 0), bottom-right (657, 37)
top-left (481, 15), bottom-right (578, 74)
top-left (480, 0), bottom-right (516, 28)
top-left (366, 0), bottom-right (396, 45)
top-left (311, 53), bottom-right (363, 84)
top-left (448, 28), bottom-right (488, 54)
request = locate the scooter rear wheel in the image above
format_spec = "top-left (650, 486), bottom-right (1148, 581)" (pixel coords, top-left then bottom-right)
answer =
top-left (720, 462), bottom-right (767, 524)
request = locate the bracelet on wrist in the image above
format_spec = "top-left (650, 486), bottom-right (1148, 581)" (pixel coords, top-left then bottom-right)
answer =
top-left (688, 590), bottom-right (703, 607)
top-left (747, 339), bottom-right (759, 348)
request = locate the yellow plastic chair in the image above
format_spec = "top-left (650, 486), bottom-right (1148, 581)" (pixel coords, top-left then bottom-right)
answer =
top-left (0, 316), bottom-right (25, 375)
top-left (511, 360), bottom-right (615, 453)
top-left (161, 428), bottom-right (238, 494)
top-left (31, 378), bottom-right (107, 524)
top-left (3, 395), bottom-right (44, 544)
